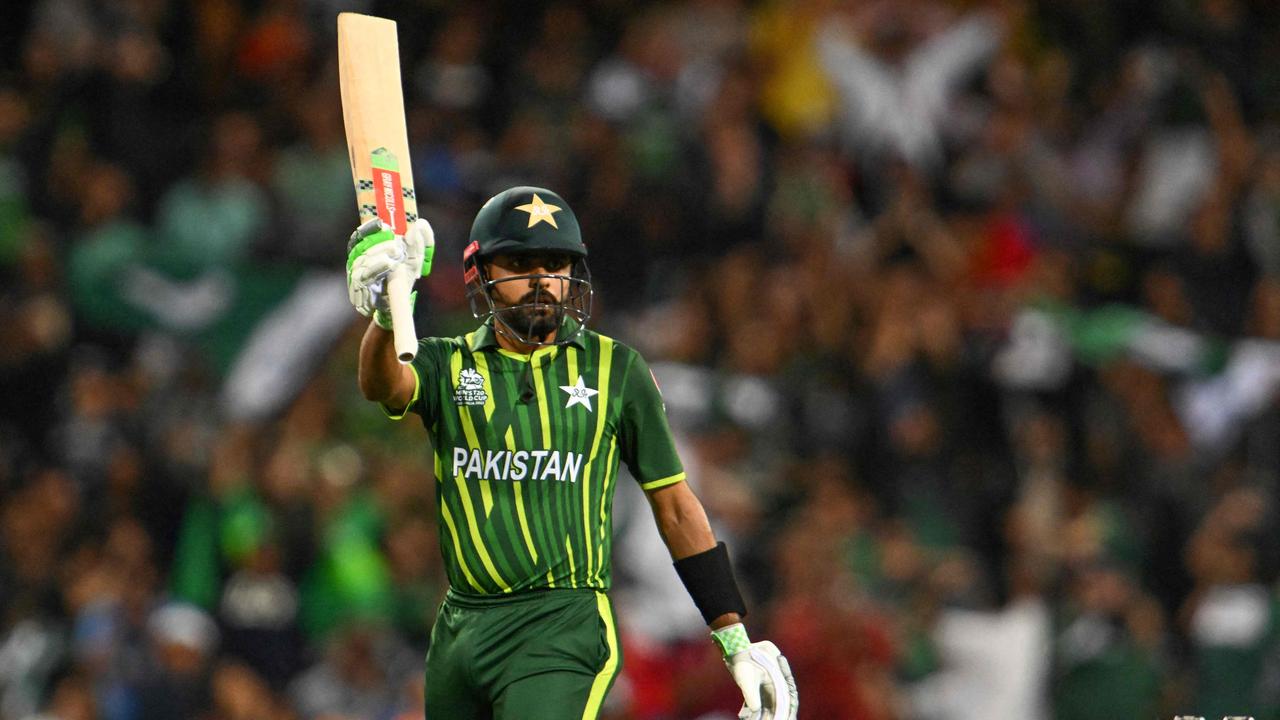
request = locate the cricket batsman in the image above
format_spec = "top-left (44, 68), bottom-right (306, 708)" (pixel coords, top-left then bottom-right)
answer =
top-left (346, 186), bottom-right (797, 719)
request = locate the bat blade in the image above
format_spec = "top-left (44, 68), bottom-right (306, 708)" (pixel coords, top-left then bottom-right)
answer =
top-left (338, 12), bottom-right (419, 363)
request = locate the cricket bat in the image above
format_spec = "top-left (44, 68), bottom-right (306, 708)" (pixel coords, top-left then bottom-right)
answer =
top-left (338, 12), bottom-right (418, 363)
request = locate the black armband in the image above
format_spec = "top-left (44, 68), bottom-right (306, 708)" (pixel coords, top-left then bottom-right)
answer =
top-left (673, 542), bottom-right (748, 624)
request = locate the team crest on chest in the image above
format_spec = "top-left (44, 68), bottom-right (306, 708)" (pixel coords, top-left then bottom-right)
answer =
top-left (559, 376), bottom-right (599, 411)
top-left (454, 368), bottom-right (487, 406)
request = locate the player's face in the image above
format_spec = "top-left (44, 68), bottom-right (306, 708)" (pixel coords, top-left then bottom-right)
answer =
top-left (485, 252), bottom-right (575, 340)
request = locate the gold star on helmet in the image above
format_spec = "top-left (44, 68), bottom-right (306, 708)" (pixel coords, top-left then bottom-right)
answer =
top-left (514, 193), bottom-right (562, 229)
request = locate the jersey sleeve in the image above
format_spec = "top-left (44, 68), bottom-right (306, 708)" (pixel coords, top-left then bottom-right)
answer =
top-left (381, 337), bottom-right (443, 425)
top-left (619, 351), bottom-right (686, 491)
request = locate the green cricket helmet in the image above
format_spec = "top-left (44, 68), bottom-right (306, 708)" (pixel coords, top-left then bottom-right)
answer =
top-left (463, 186), bottom-right (592, 347)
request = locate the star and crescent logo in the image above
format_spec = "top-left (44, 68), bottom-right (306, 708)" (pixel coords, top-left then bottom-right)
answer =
top-left (559, 376), bottom-right (599, 411)
top-left (515, 193), bottom-right (562, 229)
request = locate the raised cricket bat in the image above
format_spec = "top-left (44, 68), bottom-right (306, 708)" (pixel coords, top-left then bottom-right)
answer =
top-left (338, 12), bottom-right (418, 363)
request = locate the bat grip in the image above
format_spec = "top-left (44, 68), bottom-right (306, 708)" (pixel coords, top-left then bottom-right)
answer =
top-left (385, 264), bottom-right (417, 363)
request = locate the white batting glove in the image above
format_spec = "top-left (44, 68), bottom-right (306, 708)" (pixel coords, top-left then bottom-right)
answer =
top-left (713, 624), bottom-right (798, 720)
top-left (346, 217), bottom-right (435, 328)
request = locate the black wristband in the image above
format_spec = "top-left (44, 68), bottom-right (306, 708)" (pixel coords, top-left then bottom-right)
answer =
top-left (673, 542), bottom-right (748, 625)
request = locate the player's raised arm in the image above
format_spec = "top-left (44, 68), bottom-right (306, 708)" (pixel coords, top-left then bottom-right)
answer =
top-left (349, 217), bottom-right (435, 409)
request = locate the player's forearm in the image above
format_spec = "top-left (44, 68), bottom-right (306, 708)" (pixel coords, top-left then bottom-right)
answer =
top-left (651, 488), bottom-right (794, 716)
top-left (649, 484), bottom-right (745, 629)
top-left (650, 482), bottom-right (718, 560)
top-left (661, 512), bottom-right (743, 628)
top-left (358, 320), bottom-right (406, 403)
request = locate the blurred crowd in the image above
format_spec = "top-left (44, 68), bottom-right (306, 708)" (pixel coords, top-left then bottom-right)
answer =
top-left (3, 0), bottom-right (1280, 719)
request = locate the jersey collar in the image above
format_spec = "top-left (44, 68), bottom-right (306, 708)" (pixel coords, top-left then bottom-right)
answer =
top-left (468, 317), bottom-right (587, 353)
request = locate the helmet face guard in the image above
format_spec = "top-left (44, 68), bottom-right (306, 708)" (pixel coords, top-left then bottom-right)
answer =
top-left (464, 245), bottom-right (592, 347)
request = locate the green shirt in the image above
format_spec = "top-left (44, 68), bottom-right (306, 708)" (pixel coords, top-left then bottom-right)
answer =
top-left (386, 319), bottom-right (685, 595)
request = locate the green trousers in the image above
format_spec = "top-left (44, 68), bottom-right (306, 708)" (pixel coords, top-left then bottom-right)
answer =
top-left (424, 587), bottom-right (622, 720)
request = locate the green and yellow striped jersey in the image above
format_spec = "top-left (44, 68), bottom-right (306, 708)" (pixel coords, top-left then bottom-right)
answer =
top-left (385, 319), bottom-right (685, 595)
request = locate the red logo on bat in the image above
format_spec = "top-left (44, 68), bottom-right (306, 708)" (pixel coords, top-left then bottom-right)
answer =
top-left (373, 168), bottom-right (405, 235)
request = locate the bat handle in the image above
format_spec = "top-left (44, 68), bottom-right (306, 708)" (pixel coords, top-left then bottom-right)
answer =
top-left (386, 263), bottom-right (417, 363)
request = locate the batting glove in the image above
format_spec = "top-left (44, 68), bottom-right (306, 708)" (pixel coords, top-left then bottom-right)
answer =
top-left (346, 217), bottom-right (435, 328)
top-left (713, 624), bottom-right (798, 720)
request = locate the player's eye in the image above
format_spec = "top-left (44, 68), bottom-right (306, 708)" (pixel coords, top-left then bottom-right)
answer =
top-left (508, 254), bottom-right (572, 273)
top-left (543, 254), bottom-right (572, 272)
top-left (501, 256), bottom-right (534, 271)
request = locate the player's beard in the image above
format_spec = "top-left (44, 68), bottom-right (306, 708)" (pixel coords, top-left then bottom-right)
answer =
top-left (495, 282), bottom-right (562, 342)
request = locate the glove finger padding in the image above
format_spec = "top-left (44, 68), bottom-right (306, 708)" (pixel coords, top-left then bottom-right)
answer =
top-left (404, 217), bottom-right (436, 278)
top-left (346, 217), bottom-right (435, 320)
top-left (351, 242), bottom-right (406, 286)
top-left (348, 280), bottom-right (374, 318)
top-left (778, 653), bottom-right (798, 715)
top-left (730, 660), bottom-right (763, 713)
top-left (728, 641), bottom-right (797, 720)
top-left (753, 642), bottom-right (796, 720)
top-left (347, 228), bottom-right (416, 316)
top-left (348, 252), bottom-right (399, 318)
